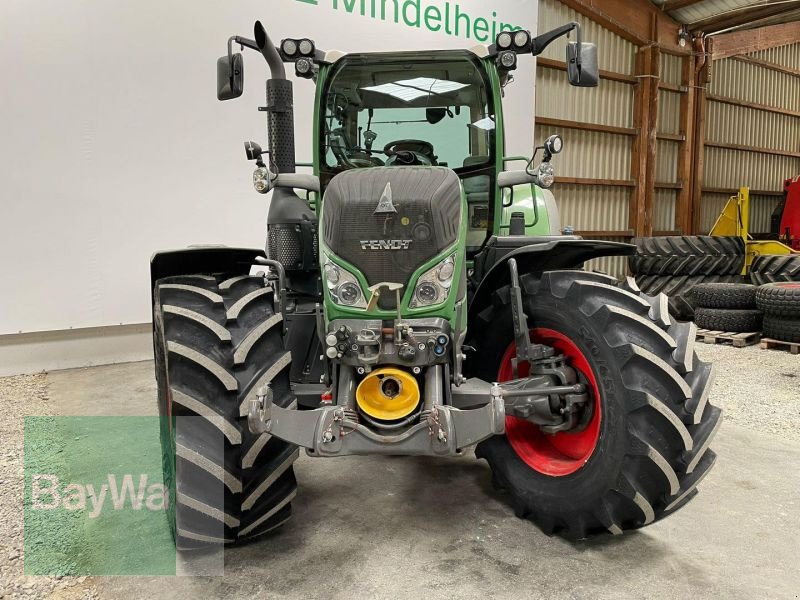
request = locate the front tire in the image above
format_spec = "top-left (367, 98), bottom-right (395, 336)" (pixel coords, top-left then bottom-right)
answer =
top-left (468, 271), bottom-right (721, 538)
top-left (154, 274), bottom-right (298, 549)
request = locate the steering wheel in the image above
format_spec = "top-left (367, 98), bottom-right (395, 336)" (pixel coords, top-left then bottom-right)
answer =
top-left (384, 140), bottom-right (437, 164)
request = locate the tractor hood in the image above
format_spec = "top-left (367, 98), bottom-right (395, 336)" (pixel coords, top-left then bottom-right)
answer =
top-left (321, 167), bottom-right (463, 310)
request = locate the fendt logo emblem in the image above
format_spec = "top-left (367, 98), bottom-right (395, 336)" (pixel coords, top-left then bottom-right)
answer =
top-left (360, 240), bottom-right (413, 251)
top-left (374, 182), bottom-right (397, 215)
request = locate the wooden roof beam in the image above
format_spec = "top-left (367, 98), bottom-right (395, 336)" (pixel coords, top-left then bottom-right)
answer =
top-left (711, 19), bottom-right (800, 58)
top-left (662, 0), bottom-right (707, 12)
top-left (690, 2), bottom-right (800, 34)
top-left (556, 0), bottom-right (691, 53)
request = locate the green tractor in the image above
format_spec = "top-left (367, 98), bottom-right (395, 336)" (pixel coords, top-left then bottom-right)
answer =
top-left (151, 20), bottom-right (721, 547)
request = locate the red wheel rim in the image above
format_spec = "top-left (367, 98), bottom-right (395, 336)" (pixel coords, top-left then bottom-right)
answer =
top-left (499, 328), bottom-right (601, 477)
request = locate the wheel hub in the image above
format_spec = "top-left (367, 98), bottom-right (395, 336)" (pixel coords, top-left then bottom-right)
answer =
top-left (499, 328), bottom-right (602, 477)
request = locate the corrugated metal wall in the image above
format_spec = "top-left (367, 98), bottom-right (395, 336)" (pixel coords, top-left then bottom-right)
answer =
top-left (700, 43), bottom-right (800, 233)
top-left (535, 0), bottom-right (639, 277)
top-left (530, 2), bottom-right (799, 277)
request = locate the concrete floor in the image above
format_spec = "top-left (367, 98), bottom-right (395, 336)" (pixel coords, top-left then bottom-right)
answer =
top-left (41, 349), bottom-right (800, 599)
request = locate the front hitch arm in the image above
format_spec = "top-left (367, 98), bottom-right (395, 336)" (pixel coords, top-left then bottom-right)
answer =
top-left (496, 379), bottom-right (589, 434)
top-left (248, 374), bottom-right (590, 457)
top-left (248, 384), bottom-right (505, 457)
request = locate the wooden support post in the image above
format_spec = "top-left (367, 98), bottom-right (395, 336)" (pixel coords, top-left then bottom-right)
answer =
top-left (691, 37), bottom-right (712, 235)
top-left (630, 45), bottom-right (660, 238)
top-left (676, 52), bottom-right (696, 234)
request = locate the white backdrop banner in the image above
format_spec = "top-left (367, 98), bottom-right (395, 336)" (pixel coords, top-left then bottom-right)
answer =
top-left (0, 0), bottom-right (537, 335)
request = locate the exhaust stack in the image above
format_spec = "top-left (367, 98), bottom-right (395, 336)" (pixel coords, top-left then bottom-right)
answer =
top-left (254, 22), bottom-right (317, 277)
top-left (255, 21), bottom-right (295, 175)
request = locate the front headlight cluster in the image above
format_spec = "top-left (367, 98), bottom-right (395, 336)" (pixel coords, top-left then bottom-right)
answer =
top-left (536, 162), bottom-right (556, 189)
top-left (410, 254), bottom-right (457, 309)
top-left (253, 167), bottom-right (274, 194)
top-left (324, 260), bottom-right (367, 309)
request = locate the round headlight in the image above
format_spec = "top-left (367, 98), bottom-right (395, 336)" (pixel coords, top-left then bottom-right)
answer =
top-left (499, 51), bottom-right (517, 69)
top-left (546, 134), bottom-right (563, 155)
top-left (437, 260), bottom-right (455, 282)
top-left (324, 263), bottom-right (340, 285)
top-left (537, 163), bottom-right (556, 189)
top-left (416, 282), bottom-right (440, 305)
top-left (298, 39), bottom-right (315, 56)
top-left (496, 32), bottom-right (513, 49)
top-left (338, 282), bottom-right (361, 306)
top-left (514, 31), bottom-right (530, 48)
top-left (296, 58), bottom-right (313, 76)
top-left (282, 39), bottom-right (298, 56)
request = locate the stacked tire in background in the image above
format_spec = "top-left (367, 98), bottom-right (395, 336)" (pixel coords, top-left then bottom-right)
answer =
top-left (750, 255), bottom-right (800, 285)
top-left (629, 236), bottom-right (746, 321)
top-left (690, 283), bottom-right (762, 333)
top-left (757, 283), bottom-right (800, 343)
top-left (752, 255), bottom-right (800, 343)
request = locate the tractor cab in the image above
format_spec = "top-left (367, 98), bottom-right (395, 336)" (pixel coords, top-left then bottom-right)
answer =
top-left (317, 50), bottom-right (498, 250)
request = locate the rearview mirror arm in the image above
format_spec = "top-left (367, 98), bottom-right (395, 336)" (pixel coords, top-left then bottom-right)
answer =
top-left (229, 36), bottom-right (260, 56)
top-left (531, 22), bottom-right (581, 63)
top-left (227, 34), bottom-right (286, 77)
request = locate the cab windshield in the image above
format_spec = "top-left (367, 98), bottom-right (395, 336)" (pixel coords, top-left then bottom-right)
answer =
top-left (320, 52), bottom-right (495, 174)
top-left (319, 52), bottom-right (497, 248)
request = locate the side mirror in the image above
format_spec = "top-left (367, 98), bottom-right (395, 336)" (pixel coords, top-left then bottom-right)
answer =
top-left (566, 42), bottom-right (599, 88)
top-left (217, 52), bottom-right (244, 101)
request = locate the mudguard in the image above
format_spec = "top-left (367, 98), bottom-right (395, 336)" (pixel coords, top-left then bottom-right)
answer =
top-left (468, 239), bottom-right (635, 322)
top-left (149, 246), bottom-right (266, 301)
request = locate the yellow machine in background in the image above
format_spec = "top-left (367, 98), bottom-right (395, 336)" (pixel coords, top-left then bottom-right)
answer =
top-left (709, 187), bottom-right (798, 275)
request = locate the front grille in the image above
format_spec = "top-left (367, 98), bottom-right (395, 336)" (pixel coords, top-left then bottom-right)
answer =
top-left (269, 225), bottom-right (303, 267)
top-left (268, 222), bottom-right (319, 271)
top-left (323, 168), bottom-right (461, 306)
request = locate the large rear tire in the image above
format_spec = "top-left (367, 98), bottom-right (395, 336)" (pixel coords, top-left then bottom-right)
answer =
top-left (154, 274), bottom-right (298, 549)
top-left (468, 271), bottom-right (721, 538)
